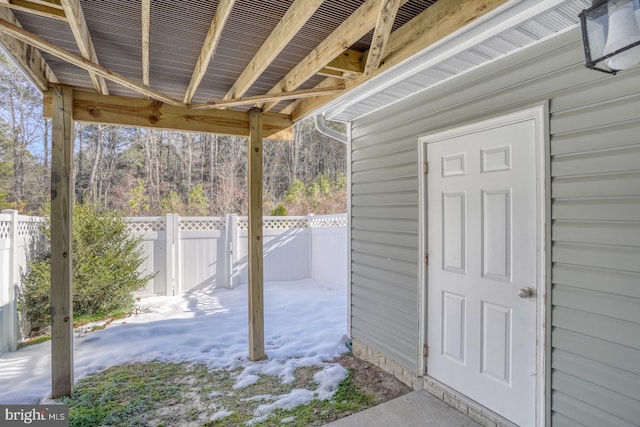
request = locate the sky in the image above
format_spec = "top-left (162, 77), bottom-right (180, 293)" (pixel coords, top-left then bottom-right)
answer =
top-left (0, 279), bottom-right (349, 422)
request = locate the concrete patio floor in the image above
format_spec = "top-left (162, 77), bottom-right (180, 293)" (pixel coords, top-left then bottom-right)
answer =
top-left (323, 389), bottom-right (481, 427)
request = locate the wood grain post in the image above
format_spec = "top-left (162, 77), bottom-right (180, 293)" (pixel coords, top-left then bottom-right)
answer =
top-left (50, 85), bottom-right (74, 398)
top-left (248, 108), bottom-right (265, 361)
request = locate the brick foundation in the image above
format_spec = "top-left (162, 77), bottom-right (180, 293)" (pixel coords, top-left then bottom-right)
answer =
top-left (351, 338), bottom-right (517, 427)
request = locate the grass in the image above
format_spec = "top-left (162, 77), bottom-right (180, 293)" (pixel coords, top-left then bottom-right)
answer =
top-left (58, 361), bottom-right (188, 427)
top-left (17, 335), bottom-right (51, 349)
top-left (57, 361), bottom-right (377, 427)
top-left (18, 309), bottom-right (130, 349)
top-left (249, 372), bottom-right (375, 427)
top-left (73, 309), bottom-right (130, 327)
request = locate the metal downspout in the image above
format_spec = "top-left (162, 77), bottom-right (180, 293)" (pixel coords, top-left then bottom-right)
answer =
top-left (314, 114), bottom-right (347, 144)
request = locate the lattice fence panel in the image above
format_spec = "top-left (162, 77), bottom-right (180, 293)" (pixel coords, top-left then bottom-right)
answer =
top-left (0, 222), bottom-right (9, 240)
top-left (308, 216), bottom-right (348, 228)
top-left (238, 219), bottom-right (249, 231)
top-left (126, 219), bottom-right (166, 233)
top-left (264, 218), bottom-right (308, 230)
top-left (17, 220), bottom-right (42, 237)
top-left (180, 219), bottom-right (226, 231)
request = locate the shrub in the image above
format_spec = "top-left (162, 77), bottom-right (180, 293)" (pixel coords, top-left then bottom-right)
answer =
top-left (270, 204), bottom-right (287, 216)
top-left (20, 203), bottom-right (155, 325)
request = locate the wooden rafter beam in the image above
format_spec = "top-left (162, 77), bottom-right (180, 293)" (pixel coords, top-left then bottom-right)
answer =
top-left (0, 18), bottom-right (182, 105)
top-left (280, 77), bottom-right (342, 117)
top-left (260, 0), bottom-right (410, 112)
top-left (222, 0), bottom-right (324, 102)
top-left (183, 0), bottom-right (235, 105)
top-left (60, 0), bottom-right (108, 95)
top-left (384, 0), bottom-right (510, 68)
top-left (192, 84), bottom-right (344, 110)
top-left (364, 0), bottom-right (401, 75)
top-left (25, 0), bottom-right (61, 7)
top-left (319, 49), bottom-right (364, 78)
top-left (288, 0), bottom-right (510, 121)
top-left (317, 68), bottom-right (350, 79)
top-left (266, 125), bottom-right (293, 141)
top-left (0, 0), bottom-right (66, 21)
top-left (141, 0), bottom-right (149, 91)
top-left (0, 6), bottom-right (57, 90)
top-left (42, 90), bottom-right (293, 137)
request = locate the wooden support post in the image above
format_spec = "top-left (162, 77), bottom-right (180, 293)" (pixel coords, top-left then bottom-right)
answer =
top-left (51, 85), bottom-right (74, 398)
top-left (248, 107), bottom-right (265, 361)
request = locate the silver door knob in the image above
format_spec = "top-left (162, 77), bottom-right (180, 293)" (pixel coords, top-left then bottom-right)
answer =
top-left (518, 287), bottom-right (534, 298)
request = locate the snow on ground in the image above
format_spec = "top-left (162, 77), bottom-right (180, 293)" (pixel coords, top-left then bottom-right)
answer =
top-left (0, 279), bottom-right (349, 412)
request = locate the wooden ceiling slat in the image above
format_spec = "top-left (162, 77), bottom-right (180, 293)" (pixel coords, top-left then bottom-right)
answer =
top-left (60, 0), bottom-right (108, 95)
top-left (222, 0), bottom-right (325, 102)
top-left (0, 6), bottom-right (57, 90)
top-left (364, 0), bottom-right (401, 75)
top-left (0, 18), bottom-right (181, 105)
top-left (183, 0), bottom-right (236, 105)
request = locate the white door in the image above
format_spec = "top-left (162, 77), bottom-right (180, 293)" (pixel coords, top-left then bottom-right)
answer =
top-left (424, 112), bottom-right (541, 426)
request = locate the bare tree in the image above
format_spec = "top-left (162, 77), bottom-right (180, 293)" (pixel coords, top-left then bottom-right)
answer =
top-left (0, 54), bottom-right (44, 205)
top-left (0, 51), bottom-right (347, 215)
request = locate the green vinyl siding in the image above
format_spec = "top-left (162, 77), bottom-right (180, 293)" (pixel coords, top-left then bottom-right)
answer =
top-left (349, 27), bottom-right (640, 425)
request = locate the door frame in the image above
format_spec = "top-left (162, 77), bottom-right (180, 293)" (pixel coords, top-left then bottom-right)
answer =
top-left (417, 104), bottom-right (549, 426)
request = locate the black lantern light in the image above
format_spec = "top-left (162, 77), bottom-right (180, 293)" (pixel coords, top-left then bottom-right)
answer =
top-left (579, 0), bottom-right (640, 74)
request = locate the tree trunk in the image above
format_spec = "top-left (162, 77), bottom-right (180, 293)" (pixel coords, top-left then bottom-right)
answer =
top-left (8, 84), bottom-right (24, 203)
top-left (88, 124), bottom-right (103, 201)
top-left (77, 124), bottom-right (83, 203)
top-left (43, 119), bottom-right (49, 168)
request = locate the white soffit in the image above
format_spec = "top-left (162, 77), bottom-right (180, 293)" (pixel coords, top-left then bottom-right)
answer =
top-left (323, 0), bottom-right (591, 122)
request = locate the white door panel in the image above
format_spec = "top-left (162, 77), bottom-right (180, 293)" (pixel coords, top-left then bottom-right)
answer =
top-left (424, 116), bottom-right (540, 427)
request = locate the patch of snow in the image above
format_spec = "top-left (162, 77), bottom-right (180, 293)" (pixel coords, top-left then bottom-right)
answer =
top-left (211, 408), bottom-right (233, 421)
top-left (313, 364), bottom-right (349, 400)
top-left (245, 414), bottom-right (269, 425)
top-left (281, 416), bottom-right (296, 423)
top-left (0, 279), bottom-right (348, 414)
top-left (234, 373), bottom-right (260, 389)
top-left (251, 362), bottom-right (349, 417)
top-left (255, 389), bottom-right (313, 415)
top-left (248, 364), bottom-right (349, 420)
top-left (241, 394), bottom-right (274, 402)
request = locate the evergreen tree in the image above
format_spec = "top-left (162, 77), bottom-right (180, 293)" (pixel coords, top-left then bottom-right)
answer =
top-left (20, 203), bottom-right (155, 324)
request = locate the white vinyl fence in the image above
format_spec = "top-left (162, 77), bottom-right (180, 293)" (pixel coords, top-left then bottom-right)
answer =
top-left (0, 212), bottom-right (347, 354)
top-left (128, 213), bottom-right (348, 296)
top-left (0, 210), bottom-right (44, 354)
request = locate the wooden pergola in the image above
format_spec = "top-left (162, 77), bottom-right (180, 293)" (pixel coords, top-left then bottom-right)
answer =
top-left (0, 0), bottom-right (507, 398)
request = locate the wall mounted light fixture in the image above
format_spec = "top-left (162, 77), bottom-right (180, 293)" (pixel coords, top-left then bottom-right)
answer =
top-left (580, 0), bottom-right (640, 74)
